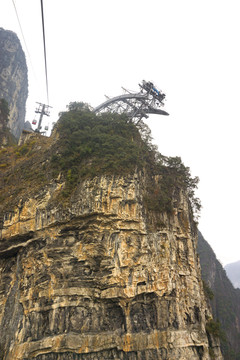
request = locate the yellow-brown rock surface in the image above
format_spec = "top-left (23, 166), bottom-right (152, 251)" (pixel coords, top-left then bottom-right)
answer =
top-left (0, 173), bottom-right (222, 359)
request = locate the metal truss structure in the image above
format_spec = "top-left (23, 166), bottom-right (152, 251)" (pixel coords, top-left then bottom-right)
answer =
top-left (93, 80), bottom-right (169, 123)
top-left (33, 102), bottom-right (52, 133)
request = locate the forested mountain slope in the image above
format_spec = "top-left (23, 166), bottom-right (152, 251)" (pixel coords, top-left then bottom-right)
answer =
top-left (198, 231), bottom-right (240, 359)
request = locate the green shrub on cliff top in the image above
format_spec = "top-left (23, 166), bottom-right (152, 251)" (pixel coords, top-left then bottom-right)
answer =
top-left (52, 109), bottom-right (150, 177)
top-left (51, 105), bottom-right (200, 217)
top-left (0, 103), bottom-right (200, 216)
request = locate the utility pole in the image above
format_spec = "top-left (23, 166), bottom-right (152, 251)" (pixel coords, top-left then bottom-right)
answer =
top-left (35, 102), bottom-right (52, 132)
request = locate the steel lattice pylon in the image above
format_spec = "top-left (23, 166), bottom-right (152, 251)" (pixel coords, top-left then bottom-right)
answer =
top-left (93, 80), bottom-right (169, 123)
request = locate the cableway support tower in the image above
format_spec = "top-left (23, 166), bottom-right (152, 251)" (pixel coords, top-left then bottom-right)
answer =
top-left (32, 102), bottom-right (52, 133)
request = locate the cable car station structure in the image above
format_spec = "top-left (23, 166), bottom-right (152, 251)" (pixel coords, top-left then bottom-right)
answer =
top-left (93, 80), bottom-right (169, 124)
top-left (31, 81), bottom-right (168, 134)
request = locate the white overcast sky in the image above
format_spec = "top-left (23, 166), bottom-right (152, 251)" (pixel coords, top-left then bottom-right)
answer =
top-left (1, 0), bottom-right (240, 266)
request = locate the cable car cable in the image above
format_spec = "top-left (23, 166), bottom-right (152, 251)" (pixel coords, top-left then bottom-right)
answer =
top-left (11, 0), bottom-right (37, 80)
top-left (40, 0), bottom-right (50, 105)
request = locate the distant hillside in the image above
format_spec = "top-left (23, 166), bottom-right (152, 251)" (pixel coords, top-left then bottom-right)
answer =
top-left (198, 231), bottom-right (240, 359)
top-left (225, 260), bottom-right (240, 289)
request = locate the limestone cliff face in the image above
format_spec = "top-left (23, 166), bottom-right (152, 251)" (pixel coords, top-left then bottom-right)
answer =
top-left (0, 28), bottom-right (28, 139)
top-left (0, 172), bottom-right (222, 359)
top-left (0, 99), bottom-right (17, 147)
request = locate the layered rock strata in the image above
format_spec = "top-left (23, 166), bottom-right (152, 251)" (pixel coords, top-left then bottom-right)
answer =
top-left (0, 28), bottom-right (28, 139)
top-left (0, 173), bottom-right (222, 359)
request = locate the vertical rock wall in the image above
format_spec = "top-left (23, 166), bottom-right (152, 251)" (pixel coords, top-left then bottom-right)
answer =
top-left (0, 173), bottom-right (222, 359)
top-left (0, 28), bottom-right (28, 140)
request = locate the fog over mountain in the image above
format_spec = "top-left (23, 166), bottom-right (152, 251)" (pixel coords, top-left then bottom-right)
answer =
top-left (225, 260), bottom-right (240, 289)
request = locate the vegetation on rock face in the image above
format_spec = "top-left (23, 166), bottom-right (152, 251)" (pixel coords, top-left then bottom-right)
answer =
top-left (203, 280), bottom-right (214, 300)
top-left (0, 133), bottom-right (52, 208)
top-left (206, 319), bottom-right (226, 360)
top-left (0, 103), bottom-right (200, 218)
top-left (206, 319), bottom-right (225, 340)
top-left (52, 104), bottom-right (149, 177)
top-left (51, 103), bottom-right (201, 215)
top-left (143, 155), bottom-right (201, 218)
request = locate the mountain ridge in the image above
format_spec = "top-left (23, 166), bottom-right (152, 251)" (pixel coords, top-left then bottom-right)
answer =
top-left (198, 231), bottom-right (240, 359)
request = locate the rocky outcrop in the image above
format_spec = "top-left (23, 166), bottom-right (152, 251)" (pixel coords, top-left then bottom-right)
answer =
top-left (0, 171), bottom-right (222, 359)
top-left (0, 28), bottom-right (28, 139)
top-left (0, 98), bottom-right (17, 147)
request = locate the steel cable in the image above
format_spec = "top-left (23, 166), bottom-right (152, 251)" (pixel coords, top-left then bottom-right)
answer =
top-left (40, 0), bottom-right (49, 105)
top-left (11, 0), bottom-right (37, 80)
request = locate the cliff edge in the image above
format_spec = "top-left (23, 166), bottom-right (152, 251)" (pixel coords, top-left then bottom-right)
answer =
top-left (0, 108), bottom-right (222, 359)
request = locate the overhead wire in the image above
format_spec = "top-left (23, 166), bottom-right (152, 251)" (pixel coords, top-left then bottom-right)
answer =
top-left (11, 0), bottom-right (50, 106)
top-left (40, 0), bottom-right (50, 105)
top-left (11, 0), bottom-right (37, 81)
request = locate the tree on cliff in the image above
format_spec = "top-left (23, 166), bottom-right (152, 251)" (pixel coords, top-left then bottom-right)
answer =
top-left (51, 104), bottom-right (201, 218)
top-left (0, 103), bottom-right (200, 219)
